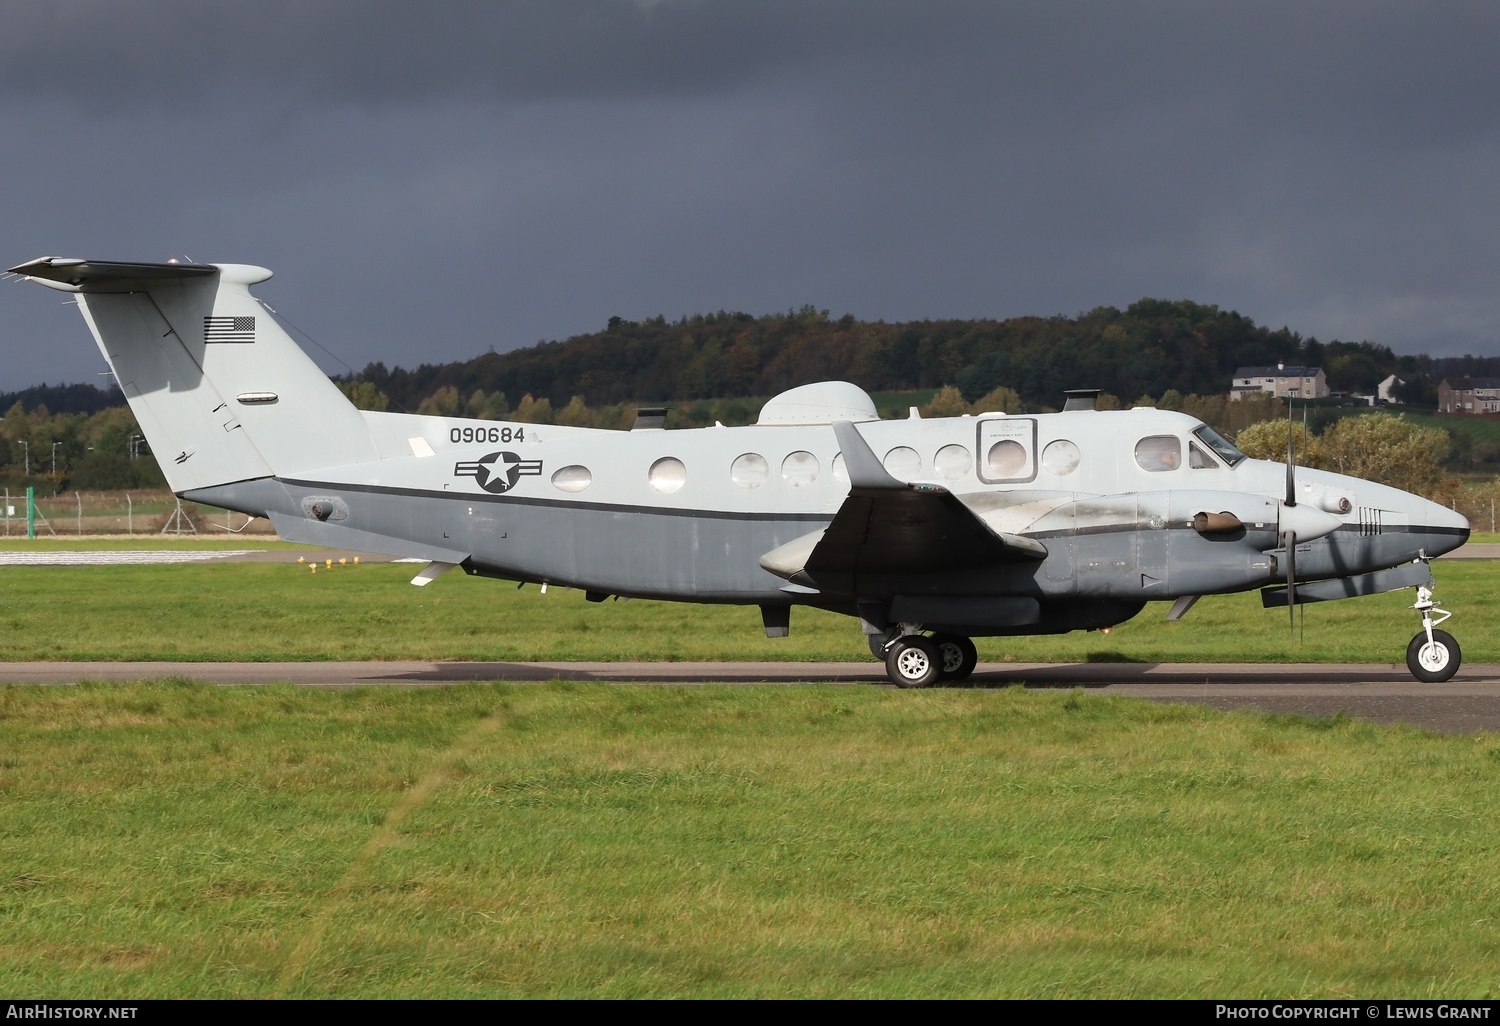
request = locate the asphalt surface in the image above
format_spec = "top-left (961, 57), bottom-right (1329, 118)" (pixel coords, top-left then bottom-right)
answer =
top-left (4, 660), bottom-right (1498, 734)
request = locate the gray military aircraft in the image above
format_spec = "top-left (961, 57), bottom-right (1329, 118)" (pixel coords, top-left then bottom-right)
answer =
top-left (7, 257), bottom-right (1472, 685)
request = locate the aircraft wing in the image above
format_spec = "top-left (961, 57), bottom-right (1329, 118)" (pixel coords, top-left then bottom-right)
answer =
top-left (763, 422), bottom-right (1046, 582)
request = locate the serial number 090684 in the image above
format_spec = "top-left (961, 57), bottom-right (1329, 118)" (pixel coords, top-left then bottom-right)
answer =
top-left (451, 426), bottom-right (525, 444)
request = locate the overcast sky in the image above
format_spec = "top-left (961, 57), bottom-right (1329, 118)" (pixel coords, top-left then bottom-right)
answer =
top-left (2, 0), bottom-right (1498, 392)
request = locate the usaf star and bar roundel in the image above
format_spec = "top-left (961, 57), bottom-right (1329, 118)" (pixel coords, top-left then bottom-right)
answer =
top-left (454, 451), bottom-right (544, 494)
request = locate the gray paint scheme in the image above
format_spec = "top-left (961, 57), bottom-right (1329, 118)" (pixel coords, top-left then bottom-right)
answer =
top-left (10, 256), bottom-right (1472, 648)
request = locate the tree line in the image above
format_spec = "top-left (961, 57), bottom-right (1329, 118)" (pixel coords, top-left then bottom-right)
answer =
top-left (347, 298), bottom-right (1436, 415)
top-left (5, 296), bottom-right (1494, 492)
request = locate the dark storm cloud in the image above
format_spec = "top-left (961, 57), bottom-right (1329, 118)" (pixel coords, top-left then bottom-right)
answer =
top-left (0, 0), bottom-right (855, 105)
top-left (6, 0), bottom-right (1494, 145)
top-left (3, 1), bottom-right (1499, 391)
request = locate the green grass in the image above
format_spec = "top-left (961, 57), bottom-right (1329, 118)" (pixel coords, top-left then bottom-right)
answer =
top-left (3, 682), bottom-right (1500, 997)
top-left (869, 389), bottom-right (937, 416)
top-left (0, 558), bottom-right (1492, 663)
top-left (0, 536), bottom-right (309, 551)
top-left (1397, 409), bottom-right (1500, 448)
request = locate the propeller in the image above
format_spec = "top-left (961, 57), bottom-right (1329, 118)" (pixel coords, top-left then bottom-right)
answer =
top-left (1282, 402), bottom-right (1310, 639)
top-left (1257, 401), bottom-right (1336, 630)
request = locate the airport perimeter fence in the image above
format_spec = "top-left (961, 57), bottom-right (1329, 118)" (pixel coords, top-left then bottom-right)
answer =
top-left (1, 488), bottom-right (277, 538)
top-left (1452, 487), bottom-right (1500, 535)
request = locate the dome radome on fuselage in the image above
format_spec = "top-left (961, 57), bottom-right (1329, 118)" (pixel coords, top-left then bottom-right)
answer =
top-left (757, 381), bottom-right (880, 425)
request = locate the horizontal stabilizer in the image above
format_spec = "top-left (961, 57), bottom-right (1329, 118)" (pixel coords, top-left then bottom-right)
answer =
top-left (8, 257), bottom-right (219, 292)
top-left (411, 561), bottom-right (459, 587)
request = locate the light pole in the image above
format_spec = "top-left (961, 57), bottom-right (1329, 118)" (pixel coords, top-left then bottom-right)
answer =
top-left (50, 441), bottom-right (60, 476)
top-left (17, 440), bottom-right (28, 476)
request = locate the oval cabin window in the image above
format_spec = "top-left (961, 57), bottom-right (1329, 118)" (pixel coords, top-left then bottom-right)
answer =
top-left (832, 453), bottom-right (850, 485)
top-left (731, 453), bottom-right (769, 488)
top-left (933, 444), bottom-right (971, 480)
top-left (781, 451), bottom-right (820, 487)
top-left (986, 439), bottom-right (1027, 478)
top-left (551, 465), bottom-right (592, 493)
top-left (649, 457), bottom-right (687, 493)
top-left (883, 446), bottom-right (921, 479)
top-left (1041, 439), bottom-right (1080, 475)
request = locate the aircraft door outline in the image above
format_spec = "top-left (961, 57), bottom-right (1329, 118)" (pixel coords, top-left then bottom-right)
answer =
top-left (975, 417), bottom-right (1038, 484)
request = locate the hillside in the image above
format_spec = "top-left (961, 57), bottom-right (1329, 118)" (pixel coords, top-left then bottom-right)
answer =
top-left (354, 298), bottom-right (1417, 413)
top-left (9, 298), bottom-right (1500, 492)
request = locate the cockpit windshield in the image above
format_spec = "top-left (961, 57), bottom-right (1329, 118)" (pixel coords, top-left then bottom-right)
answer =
top-left (1193, 425), bottom-right (1247, 468)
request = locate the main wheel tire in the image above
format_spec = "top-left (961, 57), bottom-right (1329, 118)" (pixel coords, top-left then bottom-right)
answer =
top-left (868, 634), bottom-right (890, 661)
top-left (932, 634), bottom-right (979, 682)
top-left (1406, 629), bottom-right (1461, 683)
top-left (886, 636), bottom-right (941, 689)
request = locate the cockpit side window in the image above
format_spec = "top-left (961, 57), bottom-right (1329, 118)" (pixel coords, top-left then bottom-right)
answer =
top-left (1134, 435), bottom-right (1181, 472)
top-left (1193, 425), bottom-right (1247, 468)
top-left (1189, 442), bottom-right (1218, 469)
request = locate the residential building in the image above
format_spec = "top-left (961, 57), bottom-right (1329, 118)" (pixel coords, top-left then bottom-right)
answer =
top-left (1229, 364), bottom-right (1329, 400)
top-left (1437, 377), bottom-right (1500, 415)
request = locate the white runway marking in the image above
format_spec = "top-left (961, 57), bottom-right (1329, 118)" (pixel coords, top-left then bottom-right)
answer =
top-left (0, 550), bottom-right (261, 565)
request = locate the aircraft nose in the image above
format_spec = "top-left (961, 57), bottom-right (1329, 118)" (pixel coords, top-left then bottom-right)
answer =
top-left (1420, 497), bottom-right (1470, 557)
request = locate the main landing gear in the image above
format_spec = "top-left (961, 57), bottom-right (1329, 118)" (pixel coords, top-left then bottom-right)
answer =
top-left (869, 629), bottom-right (979, 688)
top-left (1407, 584), bottom-right (1460, 683)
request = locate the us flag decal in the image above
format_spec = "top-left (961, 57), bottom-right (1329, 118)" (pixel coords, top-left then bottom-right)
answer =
top-left (204, 315), bottom-right (255, 343)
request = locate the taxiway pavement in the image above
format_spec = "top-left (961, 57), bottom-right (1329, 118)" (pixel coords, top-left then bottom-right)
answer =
top-left (3, 660), bottom-right (1497, 734)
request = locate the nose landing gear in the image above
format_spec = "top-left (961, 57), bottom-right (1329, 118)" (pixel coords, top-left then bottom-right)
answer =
top-left (1407, 584), bottom-right (1460, 683)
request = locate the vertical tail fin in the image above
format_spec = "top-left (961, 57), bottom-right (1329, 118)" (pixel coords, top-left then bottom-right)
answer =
top-left (9, 258), bottom-right (377, 493)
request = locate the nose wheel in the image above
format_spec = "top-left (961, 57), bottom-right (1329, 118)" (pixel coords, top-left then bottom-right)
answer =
top-left (1407, 584), bottom-right (1460, 683)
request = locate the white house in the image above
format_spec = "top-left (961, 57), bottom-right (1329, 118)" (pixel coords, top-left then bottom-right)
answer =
top-left (1230, 364), bottom-right (1329, 400)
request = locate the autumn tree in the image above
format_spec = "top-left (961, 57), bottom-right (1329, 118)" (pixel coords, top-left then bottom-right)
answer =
top-left (970, 386), bottom-right (1024, 414)
top-left (511, 394), bottom-right (553, 424)
top-left (922, 386), bottom-right (969, 418)
top-left (1233, 419), bottom-right (1319, 465)
top-left (1314, 413), bottom-right (1452, 498)
top-left (338, 380), bottom-right (390, 411)
top-left (415, 385), bottom-right (461, 417)
top-left (556, 395), bottom-right (592, 427)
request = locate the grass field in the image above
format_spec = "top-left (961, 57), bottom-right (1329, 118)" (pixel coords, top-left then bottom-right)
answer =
top-left (0, 555), bottom-right (1490, 663)
top-left (3, 681), bottom-right (1500, 998)
top-left (1, 550), bottom-right (1497, 998)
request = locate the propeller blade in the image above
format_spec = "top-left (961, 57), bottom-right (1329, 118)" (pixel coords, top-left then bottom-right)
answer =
top-left (1285, 400), bottom-right (1296, 507)
top-left (1295, 403), bottom-right (1308, 642)
top-left (1286, 530), bottom-right (1297, 634)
